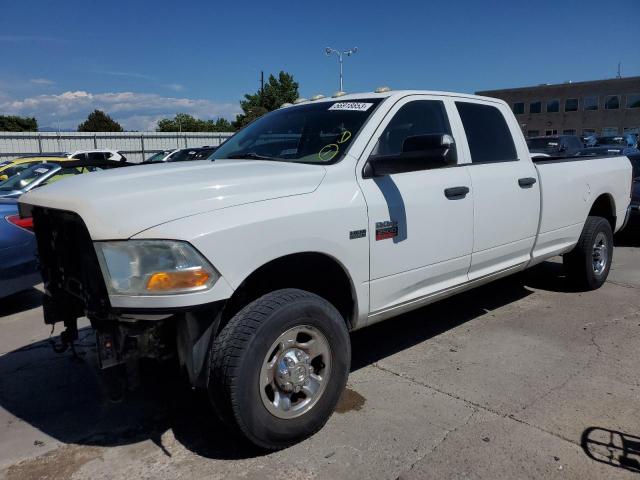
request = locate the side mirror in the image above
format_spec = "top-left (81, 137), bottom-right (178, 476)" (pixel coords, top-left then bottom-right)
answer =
top-left (363, 133), bottom-right (456, 178)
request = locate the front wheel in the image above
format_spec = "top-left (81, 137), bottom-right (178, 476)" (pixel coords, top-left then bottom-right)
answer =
top-left (208, 289), bottom-right (350, 450)
top-left (563, 216), bottom-right (613, 290)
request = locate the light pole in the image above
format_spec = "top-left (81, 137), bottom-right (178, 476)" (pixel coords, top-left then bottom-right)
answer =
top-left (325, 47), bottom-right (358, 92)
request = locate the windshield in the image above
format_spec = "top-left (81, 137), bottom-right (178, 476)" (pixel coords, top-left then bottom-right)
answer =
top-left (596, 136), bottom-right (627, 146)
top-left (211, 99), bottom-right (384, 164)
top-left (194, 147), bottom-right (217, 159)
top-left (169, 149), bottom-right (200, 162)
top-left (527, 138), bottom-right (560, 151)
top-left (146, 151), bottom-right (170, 163)
top-left (0, 163), bottom-right (57, 191)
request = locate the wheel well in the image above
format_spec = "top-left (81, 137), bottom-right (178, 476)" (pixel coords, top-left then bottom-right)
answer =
top-left (219, 253), bottom-right (355, 332)
top-left (589, 194), bottom-right (616, 230)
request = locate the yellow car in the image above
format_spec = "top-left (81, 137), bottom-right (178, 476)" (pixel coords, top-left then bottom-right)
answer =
top-left (0, 156), bottom-right (74, 182)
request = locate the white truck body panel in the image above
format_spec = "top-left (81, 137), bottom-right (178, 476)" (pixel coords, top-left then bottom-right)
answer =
top-left (530, 158), bottom-right (631, 263)
top-left (22, 159), bottom-right (326, 239)
top-left (20, 90), bottom-right (633, 330)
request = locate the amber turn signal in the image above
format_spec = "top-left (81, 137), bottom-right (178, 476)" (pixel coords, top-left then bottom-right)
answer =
top-left (146, 268), bottom-right (210, 291)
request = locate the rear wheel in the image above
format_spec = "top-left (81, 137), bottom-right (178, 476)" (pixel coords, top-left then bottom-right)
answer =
top-left (563, 216), bottom-right (613, 290)
top-left (208, 288), bottom-right (350, 450)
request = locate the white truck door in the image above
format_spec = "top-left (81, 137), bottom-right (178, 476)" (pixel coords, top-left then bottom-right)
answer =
top-left (357, 97), bottom-right (473, 320)
top-left (453, 100), bottom-right (541, 280)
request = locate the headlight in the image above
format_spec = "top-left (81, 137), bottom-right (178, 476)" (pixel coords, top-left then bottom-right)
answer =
top-left (94, 240), bottom-right (219, 296)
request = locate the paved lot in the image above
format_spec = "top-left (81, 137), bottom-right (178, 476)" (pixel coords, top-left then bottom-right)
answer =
top-left (1, 231), bottom-right (639, 480)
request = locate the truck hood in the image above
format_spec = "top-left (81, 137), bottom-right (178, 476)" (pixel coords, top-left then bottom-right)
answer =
top-left (20, 159), bottom-right (326, 239)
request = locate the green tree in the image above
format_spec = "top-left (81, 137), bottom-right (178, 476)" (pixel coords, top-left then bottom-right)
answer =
top-left (77, 110), bottom-right (123, 132)
top-left (0, 115), bottom-right (38, 131)
top-left (233, 71), bottom-right (299, 129)
top-left (156, 113), bottom-right (233, 132)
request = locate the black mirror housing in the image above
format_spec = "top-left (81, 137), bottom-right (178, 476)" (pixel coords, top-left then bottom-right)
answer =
top-left (363, 133), bottom-right (456, 178)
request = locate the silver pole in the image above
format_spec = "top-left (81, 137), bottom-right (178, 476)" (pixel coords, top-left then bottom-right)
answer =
top-left (339, 52), bottom-right (343, 92)
top-left (325, 47), bottom-right (357, 92)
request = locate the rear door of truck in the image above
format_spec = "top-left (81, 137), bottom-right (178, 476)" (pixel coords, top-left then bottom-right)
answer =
top-left (452, 99), bottom-right (541, 280)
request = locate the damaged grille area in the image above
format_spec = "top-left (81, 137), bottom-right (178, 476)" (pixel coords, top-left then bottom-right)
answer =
top-left (32, 207), bottom-right (111, 321)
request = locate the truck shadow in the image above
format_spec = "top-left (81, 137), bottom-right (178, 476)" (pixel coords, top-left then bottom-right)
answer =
top-left (614, 222), bottom-right (640, 247)
top-left (0, 261), bottom-right (570, 461)
top-left (0, 287), bottom-right (43, 317)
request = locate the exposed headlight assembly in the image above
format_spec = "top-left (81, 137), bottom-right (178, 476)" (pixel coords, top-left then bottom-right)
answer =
top-left (94, 240), bottom-right (219, 296)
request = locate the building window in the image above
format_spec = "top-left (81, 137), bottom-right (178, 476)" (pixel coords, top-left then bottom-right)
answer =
top-left (529, 101), bottom-right (542, 114)
top-left (527, 130), bottom-right (539, 137)
top-left (602, 127), bottom-right (619, 136)
top-left (512, 102), bottom-right (525, 115)
top-left (584, 96), bottom-right (598, 111)
top-left (563, 129), bottom-right (576, 135)
top-left (627, 94), bottom-right (640, 109)
top-left (565, 98), bottom-right (578, 112)
top-left (582, 128), bottom-right (597, 136)
top-left (623, 127), bottom-right (639, 135)
top-left (546, 99), bottom-right (560, 113)
top-left (545, 129), bottom-right (558, 136)
top-left (604, 95), bottom-right (620, 110)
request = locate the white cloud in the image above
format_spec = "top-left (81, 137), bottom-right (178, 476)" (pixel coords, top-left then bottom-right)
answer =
top-left (163, 83), bottom-right (185, 92)
top-left (29, 78), bottom-right (55, 85)
top-left (0, 35), bottom-right (62, 43)
top-left (96, 70), bottom-right (155, 80)
top-left (0, 90), bottom-right (241, 131)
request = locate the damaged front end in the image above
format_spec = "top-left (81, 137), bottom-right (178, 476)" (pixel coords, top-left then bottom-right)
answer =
top-left (30, 206), bottom-right (222, 389)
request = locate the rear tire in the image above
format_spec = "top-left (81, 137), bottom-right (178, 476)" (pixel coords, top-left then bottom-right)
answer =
top-left (563, 216), bottom-right (613, 290)
top-left (208, 288), bottom-right (350, 450)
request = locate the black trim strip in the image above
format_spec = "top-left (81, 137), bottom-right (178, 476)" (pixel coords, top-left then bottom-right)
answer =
top-left (533, 153), bottom-right (627, 165)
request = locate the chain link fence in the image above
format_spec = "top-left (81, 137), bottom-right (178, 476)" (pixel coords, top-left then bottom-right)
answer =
top-left (0, 131), bottom-right (234, 163)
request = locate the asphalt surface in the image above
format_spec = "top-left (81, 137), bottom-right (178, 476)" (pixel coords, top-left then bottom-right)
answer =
top-left (1, 230), bottom-right (639, 480)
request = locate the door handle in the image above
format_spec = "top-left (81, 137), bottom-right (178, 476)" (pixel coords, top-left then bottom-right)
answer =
top-left (444, 186), bottom-right (470, 199)
top-left (518, 177), bottom-right (537, 188)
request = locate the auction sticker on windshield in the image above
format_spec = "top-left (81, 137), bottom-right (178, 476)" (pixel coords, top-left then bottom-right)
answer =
top-left (328, 102), bottom-right (374, 112)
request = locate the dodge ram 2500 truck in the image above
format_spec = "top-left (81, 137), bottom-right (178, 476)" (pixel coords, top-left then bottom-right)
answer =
top-left (19, 89), bottom-right (632, 449)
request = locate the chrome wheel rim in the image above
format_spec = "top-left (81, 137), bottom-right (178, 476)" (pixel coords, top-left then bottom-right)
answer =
top-left (592, 232), bottom-right (608, 276)
top-left (259, 325), bottom-right (332, 419)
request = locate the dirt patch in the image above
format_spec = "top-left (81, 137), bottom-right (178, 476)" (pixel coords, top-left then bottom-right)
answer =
top-left (5, 445), bottom-right (103, 480)
top-left (335, 386), bottom-right (366, 413)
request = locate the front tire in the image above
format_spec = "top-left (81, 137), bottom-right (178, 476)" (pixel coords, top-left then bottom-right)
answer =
top-left (208, 289), bottom-right (350, 450)
top-left (563, 216), bottom-right (613, 290)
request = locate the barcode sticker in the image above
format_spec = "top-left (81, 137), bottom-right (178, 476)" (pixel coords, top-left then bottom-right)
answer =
top-left (328, 102), bottom-right (373, 112)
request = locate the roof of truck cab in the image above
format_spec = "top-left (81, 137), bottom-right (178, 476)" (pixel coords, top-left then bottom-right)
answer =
top-left (285, 90), bottom-right (508, 106)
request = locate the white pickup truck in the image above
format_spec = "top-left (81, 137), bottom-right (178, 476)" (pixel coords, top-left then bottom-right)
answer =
top-left (20, 89), bottom-right (632, 449)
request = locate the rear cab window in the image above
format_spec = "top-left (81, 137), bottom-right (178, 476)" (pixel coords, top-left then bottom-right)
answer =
top-left (455, 102), bottom-right (518, 163)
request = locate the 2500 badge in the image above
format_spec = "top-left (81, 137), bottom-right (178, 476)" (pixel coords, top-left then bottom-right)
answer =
top-left (375, 220), bottom-right (398, 241)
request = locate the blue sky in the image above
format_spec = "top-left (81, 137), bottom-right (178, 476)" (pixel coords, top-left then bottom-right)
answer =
top-left (1, 0), bottom-right (638, 130)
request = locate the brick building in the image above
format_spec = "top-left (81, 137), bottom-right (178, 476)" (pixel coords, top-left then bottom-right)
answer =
top-left (476, 76), bottom-right (640, 138)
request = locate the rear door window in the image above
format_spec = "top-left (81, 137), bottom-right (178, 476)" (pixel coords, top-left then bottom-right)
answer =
top-left (455, 102), bottom-right (518, 163)
top-left (87, 152), bottom-right (107, 161)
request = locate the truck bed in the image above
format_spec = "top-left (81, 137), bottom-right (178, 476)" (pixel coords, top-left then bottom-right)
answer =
top-left (530, 153), bottom-right (632, 263)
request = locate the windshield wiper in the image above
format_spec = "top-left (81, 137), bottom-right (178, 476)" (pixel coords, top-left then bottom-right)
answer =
top-left (223, 152), bottom-right (280, 161)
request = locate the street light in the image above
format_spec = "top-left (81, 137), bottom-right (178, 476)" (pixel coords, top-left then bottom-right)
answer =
top-left (325, 47), bottom-right (358, 92)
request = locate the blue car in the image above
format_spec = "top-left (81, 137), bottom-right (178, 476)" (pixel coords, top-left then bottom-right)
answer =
top-left (0, 198), bottom-right (40, 298)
